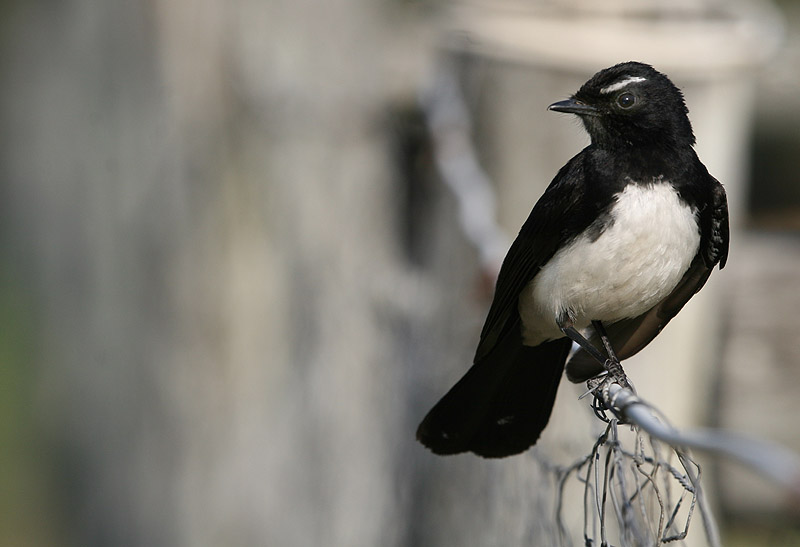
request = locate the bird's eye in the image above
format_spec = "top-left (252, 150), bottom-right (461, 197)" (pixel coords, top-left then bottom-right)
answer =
top-left (616, 92), bottom-right (636, 109)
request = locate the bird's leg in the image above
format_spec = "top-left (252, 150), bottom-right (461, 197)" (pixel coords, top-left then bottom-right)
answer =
top-left (557, 315), bottom-right (632, 390)
top-left (591, 320), bottom-right (631, 389)
top-left (591, 320), bottom-right (617, 362)
top-left (557, 317), bottom-right (608, 365)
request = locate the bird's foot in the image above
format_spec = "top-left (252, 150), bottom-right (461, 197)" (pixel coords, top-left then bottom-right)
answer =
top-left (602, 358), bottom-right (632, 390)
top-left (586, 364), bottom-right (635, 424)
top-left (584, 361), bottom-right (634, 407)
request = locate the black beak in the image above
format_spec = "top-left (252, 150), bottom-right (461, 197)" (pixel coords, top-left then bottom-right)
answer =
top-left (548, 98), bottom-right (598, 116)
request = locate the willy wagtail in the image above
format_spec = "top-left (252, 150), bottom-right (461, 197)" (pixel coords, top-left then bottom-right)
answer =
top-left (417, 62), bottom-right (729, 458)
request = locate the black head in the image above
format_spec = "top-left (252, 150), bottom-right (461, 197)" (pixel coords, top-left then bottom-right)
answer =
top-left (549, 62), bottom-right (695, 150)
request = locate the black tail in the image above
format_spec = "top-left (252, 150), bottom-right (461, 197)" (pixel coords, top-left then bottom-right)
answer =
top-left (416, 334), bottom-right (572, 458)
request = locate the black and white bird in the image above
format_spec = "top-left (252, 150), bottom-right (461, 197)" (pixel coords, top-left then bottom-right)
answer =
top-left (417, 61), bottom-right (729, 458)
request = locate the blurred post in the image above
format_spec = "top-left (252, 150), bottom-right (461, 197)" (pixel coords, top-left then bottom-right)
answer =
top-left (0, 0), bottom-right (429, 545)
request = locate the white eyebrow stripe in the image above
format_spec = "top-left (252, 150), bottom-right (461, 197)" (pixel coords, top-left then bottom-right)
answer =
top-left (600, 76), bottom-right (647, 94)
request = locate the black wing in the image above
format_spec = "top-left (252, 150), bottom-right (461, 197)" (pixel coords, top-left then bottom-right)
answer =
top-left (702, 176), bottom-right (730, 269)
top-left (474, 150), bottom-right (592, 362)
top-left (566, 173), bottom-right (729, 382)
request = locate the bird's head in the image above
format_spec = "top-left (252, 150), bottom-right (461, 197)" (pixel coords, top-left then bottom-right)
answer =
top-left (549, 62), bottom-right (695, 151)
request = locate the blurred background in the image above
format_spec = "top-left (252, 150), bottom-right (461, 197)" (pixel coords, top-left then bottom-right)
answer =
top-left (0, 0), bottom-right (799, 545)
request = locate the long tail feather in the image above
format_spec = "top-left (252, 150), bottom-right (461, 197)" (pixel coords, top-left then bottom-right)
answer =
top-left (417, 334), bottom-right (571, 458)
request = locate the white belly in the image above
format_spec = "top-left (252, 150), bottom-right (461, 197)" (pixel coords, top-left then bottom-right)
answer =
top-left (519, 182), bottom-right (700, 345)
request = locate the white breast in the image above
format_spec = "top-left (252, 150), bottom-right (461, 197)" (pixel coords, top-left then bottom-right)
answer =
top-left (519, 181), bottom-right (700, 345)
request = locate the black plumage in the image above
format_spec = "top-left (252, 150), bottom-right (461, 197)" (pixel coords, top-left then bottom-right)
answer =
top-left (417, 62), bottom-right (729, 458)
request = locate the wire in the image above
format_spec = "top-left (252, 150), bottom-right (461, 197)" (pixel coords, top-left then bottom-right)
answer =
top-left (598, 381), bottom-right (800, 499)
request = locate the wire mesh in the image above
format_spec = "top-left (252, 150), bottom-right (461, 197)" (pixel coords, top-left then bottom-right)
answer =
top-left (543, 417), bottom-right (712, 547)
